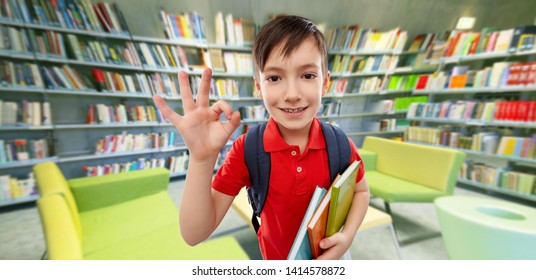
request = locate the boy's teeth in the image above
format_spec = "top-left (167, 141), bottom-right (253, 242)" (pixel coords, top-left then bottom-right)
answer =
top-left (284, 108), bottom-right (304, 113)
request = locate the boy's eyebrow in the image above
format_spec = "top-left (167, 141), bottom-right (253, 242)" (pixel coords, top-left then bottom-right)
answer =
top-left (263, 63), bottom-right (321, 72)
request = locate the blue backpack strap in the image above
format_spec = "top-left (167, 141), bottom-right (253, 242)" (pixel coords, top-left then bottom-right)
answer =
top-left (244, 121), bottom-right (351, 233)
top-left (244, 122), bottom-right (269, 233)
top-left (320, 122), bottom-right (352, 182)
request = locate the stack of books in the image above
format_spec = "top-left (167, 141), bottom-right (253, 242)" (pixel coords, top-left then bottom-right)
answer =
top-left (287, 160), bottom-right (360, 260)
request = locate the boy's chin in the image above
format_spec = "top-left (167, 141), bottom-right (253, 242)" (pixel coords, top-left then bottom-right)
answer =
top-left (273, 117), bottom-right (314, 131)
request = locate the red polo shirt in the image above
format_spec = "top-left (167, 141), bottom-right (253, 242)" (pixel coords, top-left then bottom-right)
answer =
top-left (212, 117), bottom-right (365, 259)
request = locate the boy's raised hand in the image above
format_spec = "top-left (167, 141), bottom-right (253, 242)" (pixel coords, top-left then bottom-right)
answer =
top-left (153, 68), bottom-right (241, 161)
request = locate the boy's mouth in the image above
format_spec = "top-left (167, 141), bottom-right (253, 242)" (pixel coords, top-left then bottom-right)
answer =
top-left (281, 107), bottom-right (307, 114)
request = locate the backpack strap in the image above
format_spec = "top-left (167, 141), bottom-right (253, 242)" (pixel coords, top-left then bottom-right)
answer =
top-left (243, 121), bottom-right (351, 233)
top-left (320, 122), bottom-right (352, 182)
top-left (244, 122), bottom-right (269, 233)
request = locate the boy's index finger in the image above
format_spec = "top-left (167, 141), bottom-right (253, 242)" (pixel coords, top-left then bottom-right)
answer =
top-left (196, 68), bottom-right (212, 108)
top-left (177, 71), bottom-right (195, 112)
top-left (152, 95), bottom-right (182, 126)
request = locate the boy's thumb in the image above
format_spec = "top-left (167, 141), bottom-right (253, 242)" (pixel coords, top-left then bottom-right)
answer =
top-left (319, 236), bottom-right (335, 249)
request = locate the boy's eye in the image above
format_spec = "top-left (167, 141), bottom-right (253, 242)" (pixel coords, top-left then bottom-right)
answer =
top-left (266, 76), bottom-right (280, 82)
top-left (303, 73), bottom-right (317, 79)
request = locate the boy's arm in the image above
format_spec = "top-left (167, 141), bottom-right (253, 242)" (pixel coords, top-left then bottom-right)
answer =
top-left (180, 156), bottom-right (235, 245)
top-left (153, 68), bottom-right (241, 246)
top-left (316, 176), bottom-right (370, 260)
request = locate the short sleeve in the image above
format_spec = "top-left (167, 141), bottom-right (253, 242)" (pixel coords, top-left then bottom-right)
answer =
top-left (212, 135), bottom-right (250, 196)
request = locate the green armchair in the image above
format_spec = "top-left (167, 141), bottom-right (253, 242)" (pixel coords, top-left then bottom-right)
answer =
top-left (34, 162), bottom-right (249, 260)
top-left (359, 137), bottom-right (465, 214)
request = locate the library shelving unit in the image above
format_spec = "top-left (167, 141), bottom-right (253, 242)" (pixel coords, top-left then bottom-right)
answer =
top-left (403, 27), bottom-right (536, 203)
top-left (320, 26), bottom-right (438, 146)
top-left (0, 4), bottom-right (257, 207)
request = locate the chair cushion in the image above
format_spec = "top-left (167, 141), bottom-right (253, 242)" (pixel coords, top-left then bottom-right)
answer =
top-left (366, 171), bottom-right (446, 202)
top-left (84, 224), bottom-right (249, 260)
top-left (358, 206), bottom-right (392, 232)
top-left (80, 192), bottom-right (178, 255)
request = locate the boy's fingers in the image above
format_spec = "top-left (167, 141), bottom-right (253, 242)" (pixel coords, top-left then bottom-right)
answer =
top-left (177, 71), bottom-right (195, 112)
top-left (319, 236), bottom-right (337, 249)
top-left (196, 68), bottom-right (212, 108)
top-left (223, 111), bottom-right (241, 134)
top-left (210, 101), bottom-right (241, 135)
top-left (210, 100), bottom-right (233, 118)
top-left (153, 95), bottom-right (182, 126)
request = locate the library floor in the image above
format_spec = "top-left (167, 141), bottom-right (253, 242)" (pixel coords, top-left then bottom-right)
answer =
top-left (0, 180), bottom-right (495, 260)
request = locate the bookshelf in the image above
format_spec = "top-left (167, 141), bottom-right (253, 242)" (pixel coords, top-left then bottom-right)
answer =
top-left (0, 2), bottom-right (257, 207)
top-left (2, 1), bottom-right (534, 206)
top-left (403, 26), bottom-right (536, 203)
top-left (320, 25), bottom-right (439, 146)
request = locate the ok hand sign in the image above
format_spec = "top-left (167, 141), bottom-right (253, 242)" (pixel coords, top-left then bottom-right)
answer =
top-left (153, 68), bottom-right (241, 161)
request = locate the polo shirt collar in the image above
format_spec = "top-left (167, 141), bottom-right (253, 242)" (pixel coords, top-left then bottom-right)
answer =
top-left (263, 117), bottom-right (326, 152)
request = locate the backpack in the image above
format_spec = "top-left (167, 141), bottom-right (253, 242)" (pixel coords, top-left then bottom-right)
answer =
top-left (244, 121), bottom-right (351, 233)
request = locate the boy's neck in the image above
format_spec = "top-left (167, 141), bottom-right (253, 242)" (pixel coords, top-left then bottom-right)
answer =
top-left (276, 121), bottom-right (313, 154)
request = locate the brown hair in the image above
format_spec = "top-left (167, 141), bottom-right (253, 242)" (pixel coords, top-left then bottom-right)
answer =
top-left (252, 15), bottom-right (328, 76)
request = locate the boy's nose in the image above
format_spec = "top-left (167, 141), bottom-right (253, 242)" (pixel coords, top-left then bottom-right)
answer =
top-left (284, 81), bottom-right (302, 101)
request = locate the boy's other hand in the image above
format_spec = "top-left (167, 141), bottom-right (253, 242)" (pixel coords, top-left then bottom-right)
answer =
top-left (315, 232), bottom-right (352, 260)
top-left (153, 68), bottom-right (241, 161)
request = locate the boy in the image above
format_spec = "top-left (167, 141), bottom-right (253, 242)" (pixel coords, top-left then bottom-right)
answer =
top-left (153, 15), bottom-right (370, 260)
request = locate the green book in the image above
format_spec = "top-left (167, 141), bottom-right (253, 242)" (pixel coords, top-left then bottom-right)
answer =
top-left (326, 160), bottom-right (360, 237)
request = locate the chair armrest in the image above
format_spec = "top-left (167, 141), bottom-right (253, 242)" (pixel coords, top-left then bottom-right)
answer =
top-left (68, 168), bottom-right (170, 212)
top-left (37, 194), bottom-right (83, 260)
top-left (359, 149), bottom-right (377, 171)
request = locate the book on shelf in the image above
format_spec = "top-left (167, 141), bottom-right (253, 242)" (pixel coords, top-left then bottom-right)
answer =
top-left (509, 25), bottom-right (536, 53)
top-left (287, 185), bottom-right (327, 260)
top-left (214, 11), bottom-right (226, 45)
top-left (208, 48), bottom-right (225, 72)
top-left (0, 173), bottom-right (36, 200)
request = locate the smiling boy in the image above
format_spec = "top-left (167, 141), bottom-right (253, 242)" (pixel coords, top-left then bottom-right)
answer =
top-left (153, 15), bottom-right (370, 260)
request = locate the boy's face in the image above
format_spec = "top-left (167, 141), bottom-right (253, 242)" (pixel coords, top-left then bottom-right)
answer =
top-left (254, 37), bottom-right (330, 133)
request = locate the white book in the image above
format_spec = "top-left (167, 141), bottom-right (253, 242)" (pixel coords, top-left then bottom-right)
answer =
top-left (214, 11), bottom-right (225, 45)
top-left (67, 34), bottom-right (83, 60)
top-left (139, 43), bottom-right (157, 66)
top-left (0, 175), bottom-right (10, 199)
top-left (160, 10), bottom-right (173, 39)
top-left (96, 104), bottom-right (109, 123)
top-left (29, 64), bottom-right (43, 87)
top-left (127, 42), bottom-right (142, 66)
top-left (52, 67), bottom-right (72, 89)
top-left (124, 75), bottom-right (136, 93)
top-left (31, 102), bottom-right (41, 126)
top-left (494, 29), bottom-right (514, 52)
top-left (8, 28), bottom-right (22, 52)
top-left (233, 18), bottom-right (244, 45)
top-left (223, 52), bottom-right (236, 73)
top-left (104, 3), bottom-right (122, 32)
top-left (42, 102), bottom-right (51, 125)
top-left (288, 186), bottom-right (327, 260)
top-left (155, 45), bottom-right (169, 68)
top-left (225, 14), bottom-right (235, 45)
top-left (489, 62), bottom-right (510, 88)
top-left (5, 102), bottom-right (17, 125)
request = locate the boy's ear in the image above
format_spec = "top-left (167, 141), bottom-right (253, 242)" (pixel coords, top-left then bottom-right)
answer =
top-left (254, 75), bottom-right (263, 99)
top-left (322, 71), bottom-right (331, 96)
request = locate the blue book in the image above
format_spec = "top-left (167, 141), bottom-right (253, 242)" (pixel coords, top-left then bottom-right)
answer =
top-left (287, 186), bottom-right (327, 260)
top-left (0, 140), bottom-right (6, 164)
top-left (168, 132), bottom-right (175, 146)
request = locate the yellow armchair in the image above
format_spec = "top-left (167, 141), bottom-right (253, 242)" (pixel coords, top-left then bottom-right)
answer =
top-left (34, 162), bottom-right (249, 260)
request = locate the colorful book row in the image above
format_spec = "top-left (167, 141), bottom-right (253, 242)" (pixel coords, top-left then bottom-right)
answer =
top-left (95, 131), bottom-right (176, 154)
